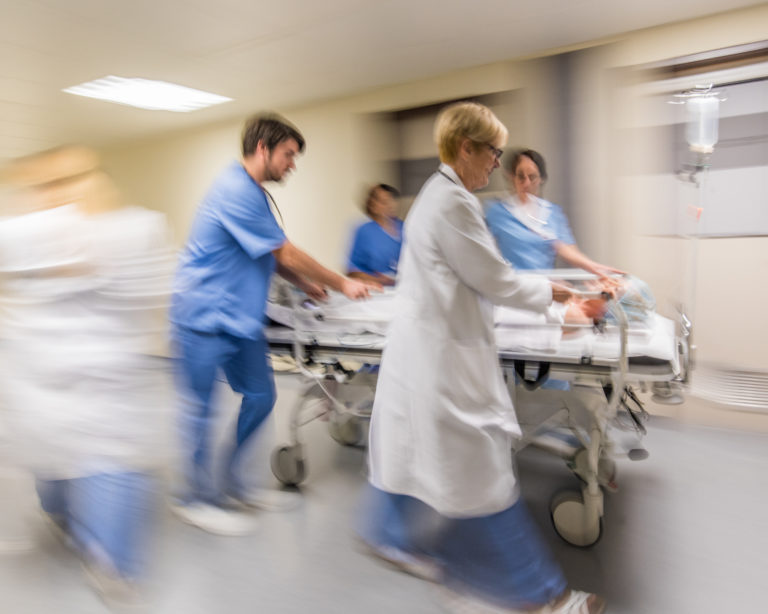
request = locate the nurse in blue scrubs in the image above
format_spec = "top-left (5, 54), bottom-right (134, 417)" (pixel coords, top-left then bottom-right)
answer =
top-left (487, 149), bottom-right (622, 393)
top-left (485, 149), bottom-right (620, 277)
top-left (171, 114), bottom-right (377, 535)
top-left (347, 184), bottom-right (403, 286)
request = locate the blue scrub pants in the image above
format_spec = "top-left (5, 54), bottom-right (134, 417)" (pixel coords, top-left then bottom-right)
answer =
top-left (36, 472), bottom-right (156, 580)
top-left (173, 326), bottom-right (276, 504)
top-left (359, 484), bottom-right (566, 609)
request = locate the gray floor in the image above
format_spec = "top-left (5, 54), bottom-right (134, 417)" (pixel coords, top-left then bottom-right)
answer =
top-left (2, 372), bottom-right (768, 613)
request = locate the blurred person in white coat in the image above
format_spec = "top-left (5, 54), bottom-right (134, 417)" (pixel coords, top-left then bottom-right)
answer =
top-left (361, 103), bottom-right (605, 614)
top-left (0, 146), bottom-right (172, 604)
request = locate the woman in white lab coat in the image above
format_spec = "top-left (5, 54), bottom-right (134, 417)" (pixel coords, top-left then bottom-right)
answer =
top-left (0, 147), bottom-right (172, 603)
top-left (362, 103), bottom-right (605, 614)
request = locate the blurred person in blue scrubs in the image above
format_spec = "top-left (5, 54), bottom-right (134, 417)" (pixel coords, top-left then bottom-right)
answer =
top-left (485, 149), bottom-right (622, 393)
top-left (170, 113), bottom-right (378, 535)
top-left (485, 149), bottom-right (620, 277)
top-left (0, 146), bottom-right (172, 604)
top-left (486, 150), bottom-right (642, 479)
top-left (363, 103), bottom-right (604, 614)
top-left (347, 183), bottom-right (403, 286)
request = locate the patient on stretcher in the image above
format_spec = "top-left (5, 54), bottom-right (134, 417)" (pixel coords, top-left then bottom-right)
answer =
top-left (557, 275), bottom-right (656, 332)
top-left (266, 275), bottom-right (657, 348)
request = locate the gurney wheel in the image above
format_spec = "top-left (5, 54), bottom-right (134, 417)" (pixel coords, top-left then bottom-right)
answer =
top-left (270, 445), bottom-right (306, 486)
top-left (571, 449), bottom-right (618, 493)
top-left (328, 413), bottom-right (364, 447)
top-left (550, 490), bottom-right (602, 547)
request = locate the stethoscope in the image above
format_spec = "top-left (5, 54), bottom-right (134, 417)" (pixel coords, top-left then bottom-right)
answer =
top-left (263, 187), bottom-right (286, 229)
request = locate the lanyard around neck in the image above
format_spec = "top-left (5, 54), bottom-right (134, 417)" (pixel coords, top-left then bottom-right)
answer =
top-left (438, 169), bottom-right (458, 185)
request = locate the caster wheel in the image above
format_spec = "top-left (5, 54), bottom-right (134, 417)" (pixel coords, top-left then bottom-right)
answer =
top-left (270, 445), bottom-right (306, 486)
top-left (328, 413), bottom-right (364, 446)
top-left (550, 490), bottom-right (602, 547)
top-left (571, 449), bottom-right (618, 492)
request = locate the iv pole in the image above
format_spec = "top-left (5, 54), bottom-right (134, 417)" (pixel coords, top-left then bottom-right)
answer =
top-left (673, 84), bottom-right (724, 387)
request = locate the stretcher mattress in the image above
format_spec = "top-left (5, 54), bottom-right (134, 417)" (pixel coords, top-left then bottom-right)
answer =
top-left (265, 291), bottom-right (679, 378)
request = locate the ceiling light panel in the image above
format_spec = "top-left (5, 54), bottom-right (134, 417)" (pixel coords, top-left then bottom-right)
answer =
top-left (63, 76), bottom-right (232, 112)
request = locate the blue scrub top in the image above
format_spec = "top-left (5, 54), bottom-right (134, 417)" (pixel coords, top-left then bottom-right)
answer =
top-left (485, 197), bottom-right (575, 270)
top-left (486, 196), bottom-right (576, 391)
top-left (347, 218), bottom-right (404, 276)
top-left (171, 162), bottom-right (286, 339)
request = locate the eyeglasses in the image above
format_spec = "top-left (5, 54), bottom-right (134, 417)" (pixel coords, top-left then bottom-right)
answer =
top-left (515, 172), bottom-right (541, 183)
top-left (486, 144), bottom-right (504, 161)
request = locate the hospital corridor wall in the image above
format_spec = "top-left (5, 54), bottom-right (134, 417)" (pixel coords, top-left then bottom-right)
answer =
top-left (101, 3), bottom-right (768, 430)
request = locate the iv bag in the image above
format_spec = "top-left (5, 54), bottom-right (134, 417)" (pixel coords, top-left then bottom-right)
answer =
top-left (686, 96), bottom-right (719, 153)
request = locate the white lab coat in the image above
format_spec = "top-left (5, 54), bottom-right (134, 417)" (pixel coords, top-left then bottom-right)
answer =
top-left (0, 204), bottom-right (173, 479)
top-left (368, 164), bottom-right (552, 517)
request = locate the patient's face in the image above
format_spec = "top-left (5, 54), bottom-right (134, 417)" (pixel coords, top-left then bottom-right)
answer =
top-left (565, 276), bottom-right (656, 329)
top-left (579, 298), bottom-right (609, 321)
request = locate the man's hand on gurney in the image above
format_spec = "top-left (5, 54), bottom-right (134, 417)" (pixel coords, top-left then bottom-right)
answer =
top-left (340, 277), bottom-right (382, 300)
top-left (299, 280), bottom-right (329, 302)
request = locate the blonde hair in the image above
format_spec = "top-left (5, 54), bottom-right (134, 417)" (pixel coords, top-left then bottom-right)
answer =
top-left (1, 146), bottom-right (121, 214)
top-left (1, 145), bottom-right (100, 189)
top-left (433, 102), bottom-right (508, 164)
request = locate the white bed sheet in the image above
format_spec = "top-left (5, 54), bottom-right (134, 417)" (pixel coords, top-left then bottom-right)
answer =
top-left (265, 291), bottom-right (678, 368)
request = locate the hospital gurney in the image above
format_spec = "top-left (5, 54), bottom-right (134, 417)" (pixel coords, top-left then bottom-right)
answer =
top-left (265, 272), bottom-right (691, 547)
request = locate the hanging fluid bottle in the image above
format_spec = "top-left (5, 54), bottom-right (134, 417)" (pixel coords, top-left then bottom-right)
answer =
top-left (686, 95), bottom-right (719, 154)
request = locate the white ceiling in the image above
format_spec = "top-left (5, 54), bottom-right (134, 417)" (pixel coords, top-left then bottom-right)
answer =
top-left (1, 0), bottom-right (763, 161)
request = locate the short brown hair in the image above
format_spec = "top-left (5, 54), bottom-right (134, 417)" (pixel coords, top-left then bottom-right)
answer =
top-left (241, 112), bottom-right (305, 157)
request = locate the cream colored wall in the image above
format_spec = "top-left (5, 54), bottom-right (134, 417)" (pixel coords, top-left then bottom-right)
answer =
top-left (102, 122), bottom-right (238, 246)
top-left (102, 2), bottom-right (768, 254)
top-left (592, 6), bottom-right (768, 427)
top-left (611, 4), bottom-right (768, 67)
top-left (103, 110), bottom-right (389, 268)
top-left (102, 60), bottom-right (539, 268)
top-left (100, 3), bottom-right (768, 426)
top-left (602, 6), bottom-right (768, 367)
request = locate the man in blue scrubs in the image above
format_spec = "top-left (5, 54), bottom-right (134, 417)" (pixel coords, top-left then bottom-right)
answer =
top-left (171, 113), bottom-right (376, 534)
top-left (347, 184), bottom-right (403, 286)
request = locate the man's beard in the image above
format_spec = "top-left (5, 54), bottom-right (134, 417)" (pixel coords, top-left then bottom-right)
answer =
top-left (263, 153), bottom-right (284, 183)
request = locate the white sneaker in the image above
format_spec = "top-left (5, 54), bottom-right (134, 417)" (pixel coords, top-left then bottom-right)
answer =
top-left (360, 539), bottom-right (443, 583)
top-left (171, 502), bottom-right (257, 536)
top-left (237, 488), bottom-right (302, 512)
top-left (439, 587), bottom-right (605, 614)
top-left (82, 560), bottom-right (145, 610)
top-left (437, 585), bottom-right (522, 613)
top-left (540, 591), bottom-right (605, 614)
